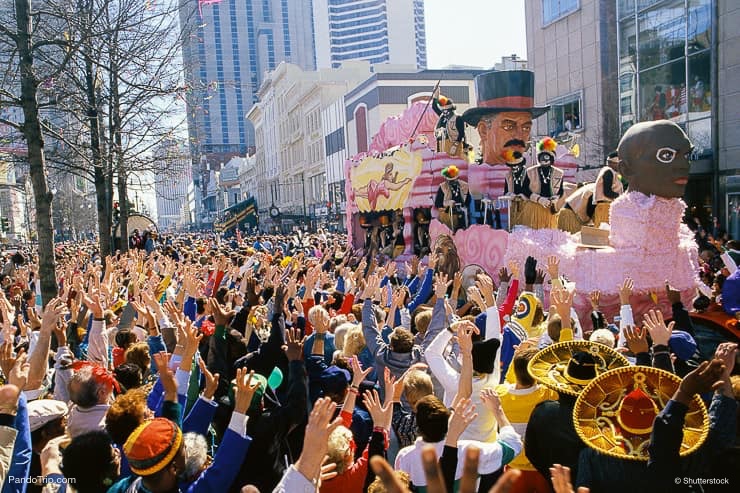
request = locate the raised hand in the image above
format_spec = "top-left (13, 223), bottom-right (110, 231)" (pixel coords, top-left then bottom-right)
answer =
top-left (82, 291), bottom-right (104, 319)
top-left (209, 298), bottom-right (235, 326)
top-left (246, 276), bottom-right (260, 306)
top-left (41, 298), bottom-right (68, 334)
top-left (0, 342), bottom-right (24, 382)
top-left (179, 319), bottom-right (203, 369)
top-left (363, 389), bottom-right (393, 430)
top-left (618, 277), bottom-right (634, 306)
top-left (550, 288), bottom-right (574, 327)
top-left (434, 272), bottom-right (450, 299)
top-left (294, 397), bottom-right (342, 485)
top-left (467, 286), bottom-right (487, 312)
top-left (362, 274), bottom-right (381, 300)
top-left (233, 367), bottom-right (261, 414)
top-left (498, 266), bottom-right (511, 284)
top-left (675, 359), bottom-right (726, 405)
top-left (446, 397), bottom-right (477, 445)
top-left (454, 320), bottom-right (479, 355)
top-left (476, 273), bottom-right (495, 308)
top-left (153, 352), bottom-right (178, 400)
top-left (713, 342), bottom-right (738, 377)
top-left (588, 290), bottom-right (600, 310)
top-left (197, 357), bottom-right (220, 400)
top-left (452, 271), bottom-right (463, 294)
top-left (283, 327), bottom-right (305, 361)
top-left (623, 325), bottom-right (648, 354)
top-left (524, 256), bottom-right (537, 285)
top-left (27, 306), bottom-right (41, 330)
top-left (642, 309), bottom-right (673, 346)
top-left (274, 283), bottom-right (288, 313)
top-left (479, 388), bottom-right (509, 427)
top-left (350, 354), bottom-right (372, 387)
top-left (665, 281), bottom-right (682, 305)
top-left (546, 255), bottom-right (560, 280)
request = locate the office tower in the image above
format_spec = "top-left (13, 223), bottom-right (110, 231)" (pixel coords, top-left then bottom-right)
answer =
top-left (313, 0), bottom-right (427, 69)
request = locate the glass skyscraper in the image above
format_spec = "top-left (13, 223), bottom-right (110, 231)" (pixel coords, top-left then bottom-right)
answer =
top-left (179, 0), bottom-right (316, 159)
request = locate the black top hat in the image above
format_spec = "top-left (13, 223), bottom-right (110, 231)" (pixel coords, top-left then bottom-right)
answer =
top-left (462, 70), bottom-right (549, 126)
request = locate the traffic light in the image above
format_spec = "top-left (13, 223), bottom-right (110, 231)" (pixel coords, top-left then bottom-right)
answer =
top-left (1, 217), bottom-right (9, 232)
top-left (113, 202), bottom-right (120, 224)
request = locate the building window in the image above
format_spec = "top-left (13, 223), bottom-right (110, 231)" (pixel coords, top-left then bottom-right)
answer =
top-left (542, 0), bottom-right (579, 25)
top-left (639, 58), bottom-right (686, 122)
top-left (355, 105), bottom-right (368, 154)
top-left (637, 1), bottom-right (686, 70)
top-left (546, 94), bottom-right (582, 136)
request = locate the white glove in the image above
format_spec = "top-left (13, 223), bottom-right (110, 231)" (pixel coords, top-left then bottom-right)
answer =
top-left (537, 196), bottom-right (551, 207)
top-left (444, 200), bottom-right (456, 208)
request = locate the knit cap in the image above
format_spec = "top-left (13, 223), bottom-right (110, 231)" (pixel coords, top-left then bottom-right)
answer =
top-left (123, 418), bottom-right (182, 476)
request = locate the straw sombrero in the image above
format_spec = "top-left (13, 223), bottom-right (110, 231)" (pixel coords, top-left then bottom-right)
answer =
top-left (573, 366), bottom-right (709, 461)
top-left (527, 341), bottom-right (629, 397)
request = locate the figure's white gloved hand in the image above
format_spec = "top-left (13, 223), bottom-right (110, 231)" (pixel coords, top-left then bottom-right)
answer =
top-left (537, 196), bottom-right (551, 207)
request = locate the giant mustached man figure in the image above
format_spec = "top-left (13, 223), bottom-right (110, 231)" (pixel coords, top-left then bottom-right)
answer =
top-left (461, 71), bottom-right (549, 230)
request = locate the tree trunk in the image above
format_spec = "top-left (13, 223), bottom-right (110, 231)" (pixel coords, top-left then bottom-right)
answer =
top-left (117, 170), bottom-right (128, 250)
top-left (15, 0), bottom-right (57, 305)
top-left (110, 33), bottom-right (128, 252)
top-left (79, 0), bottom-right (110, 258)
top-left (94, 166), bottom-right (110, 256)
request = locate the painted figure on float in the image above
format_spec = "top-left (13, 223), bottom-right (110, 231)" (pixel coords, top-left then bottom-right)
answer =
top-left (460, 70), bottom-right (549, 230)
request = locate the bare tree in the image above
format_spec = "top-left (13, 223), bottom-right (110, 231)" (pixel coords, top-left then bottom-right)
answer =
top-left (0, 0), bottom-right (96, 304)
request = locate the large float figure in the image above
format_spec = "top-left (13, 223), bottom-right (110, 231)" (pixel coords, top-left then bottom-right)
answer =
top-left (344, 70), bottom-right (699, 323)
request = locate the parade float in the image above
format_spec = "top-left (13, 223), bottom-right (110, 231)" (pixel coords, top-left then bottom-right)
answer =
top-left (344, 71), bottom-right (700, 324)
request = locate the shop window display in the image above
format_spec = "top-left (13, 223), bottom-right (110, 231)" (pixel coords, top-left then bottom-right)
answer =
top-left (688, 51), bottom-right (711, 114)
top-left (639, 59), bottom-right (686, 122)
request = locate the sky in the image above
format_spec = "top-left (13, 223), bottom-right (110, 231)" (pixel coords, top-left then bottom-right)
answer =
top-left (424, 0), bottom-right (528, 69)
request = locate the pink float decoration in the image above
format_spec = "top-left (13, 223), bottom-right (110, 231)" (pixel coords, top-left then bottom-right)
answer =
top-left (430, 221), bottom-right (510, 276)
top-left (344, 101), bottom-right (702, 327)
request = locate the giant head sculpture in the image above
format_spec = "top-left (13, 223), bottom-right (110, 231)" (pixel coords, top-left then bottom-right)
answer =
top-left (617, 120), bottom-right (692, 198)
top-left (462, 71), bottom-right (549, 165)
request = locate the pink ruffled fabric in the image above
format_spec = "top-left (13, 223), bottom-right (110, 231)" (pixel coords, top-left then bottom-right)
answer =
top-left (504, 192), bottom-right (700, 322)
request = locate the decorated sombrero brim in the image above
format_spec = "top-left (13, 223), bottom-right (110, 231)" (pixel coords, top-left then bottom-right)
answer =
top-left (573, 366), bottom-right (709, 461)
top-left (527, 341), bottom-right (629, 397)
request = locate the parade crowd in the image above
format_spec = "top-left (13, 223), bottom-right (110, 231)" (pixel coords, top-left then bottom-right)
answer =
top-left (0, 224), bottom-right (737, 493)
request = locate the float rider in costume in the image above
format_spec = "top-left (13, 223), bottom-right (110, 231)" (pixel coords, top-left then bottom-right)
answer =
top-left (435, 165), bottom-right (470, 232)
top-left (592, 151), bottom-right (624, 227)
top-left (557, 182), bottom-right (597, 234)
top-left (460, 70), bottom-right (549, 230)
top-left (522, 137), bottom-right (564, 229)
top-left (432, 94), bottom-right (467, 158)
top-left (502, 149), bottom-right (529, 229)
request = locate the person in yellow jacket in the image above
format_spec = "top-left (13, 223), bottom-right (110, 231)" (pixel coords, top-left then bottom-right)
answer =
top-left (494, 347), bottom-right (558, 493)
